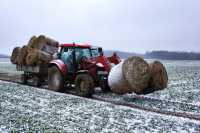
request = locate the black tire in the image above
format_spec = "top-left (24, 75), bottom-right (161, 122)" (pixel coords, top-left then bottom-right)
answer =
top-left (21, 73), bottom-right (28, 85)
top-left (33, 75), bottom-right (42, 87)
top-left (101, 81), bottom-right (111, 93)
top-left (75, 73), bottom-right (94, 97)
top-left (48, 66), bottom-right (64, 92)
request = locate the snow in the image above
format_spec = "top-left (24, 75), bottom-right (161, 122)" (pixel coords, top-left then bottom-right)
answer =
top-left (0, 81), bottom-right (200, 132)
top-left (1, 60), bottom-right (200, 132)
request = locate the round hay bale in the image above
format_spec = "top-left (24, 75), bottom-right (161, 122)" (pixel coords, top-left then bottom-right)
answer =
top-left (26, 49), bottom-right (52, 65)
top-left (26, 52), bottom-right (38, 66)
top-left (18, 45), bottom-right (28, 65)
top-left (10, 47), bottom-right (21, 64)
top-left (122, 56), bottom-right (151, 94)
top-left (38, 51), bottom-right (52, 64)
top-left (29, 35), bottom-right (46, 50)
top-left (148, 61), bottom-right (168, 90)
top-left (42, 45), bottom-right (58, 54)
top-left (45, 37), bottom-right (59, 47)
top-left (108, 62), bottom-right (132, 94)
top-left (27, 36), bottom-right (37, 48)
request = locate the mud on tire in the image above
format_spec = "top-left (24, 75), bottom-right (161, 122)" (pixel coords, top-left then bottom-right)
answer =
top-left (48, 66), bottom-right (64, 92)
top-left (75, 73), bottom-right (94, 97)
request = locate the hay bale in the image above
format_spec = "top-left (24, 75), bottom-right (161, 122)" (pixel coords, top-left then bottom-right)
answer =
top-left (10, 47), bottom-right (21, 64)
top-left (28, 35), bottom-right (46, 50)
top-left (38, 50), bottom-right (52, 64)
top-left (45, 37), bottom-right (59, 47)
top-left (27, 36), bottom-right (37, 48)
top-left (108, 56), bottom-right (151, 95)
top-left (26, 52), bottom-right (38, 65)
top-left (122, 56), bottom-right (151, 94)
top-left (17, 45), bottom-right (28, 65)
top-left (42, 45), bottom-right (58, 54)
top-left (148, 61), bottom-right (168, 90)
top-left (26, 48), bottom-right (52, 65)
top-left (108, 62), bottom-right (132, 94)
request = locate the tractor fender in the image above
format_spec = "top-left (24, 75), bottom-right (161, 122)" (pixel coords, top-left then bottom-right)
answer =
top-left (49, 59), bottom-right (67, 76)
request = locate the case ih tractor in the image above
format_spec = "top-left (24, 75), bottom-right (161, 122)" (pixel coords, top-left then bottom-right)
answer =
top-left (48, 43), bottom-right (111, 97)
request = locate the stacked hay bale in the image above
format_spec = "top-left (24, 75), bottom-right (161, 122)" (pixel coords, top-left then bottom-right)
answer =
top-left (10, 47), bottom-right (21, 64)
top-left (10, 35), bottom-right (59, 66)
top-left (108, 56), bottom-right (168, 95)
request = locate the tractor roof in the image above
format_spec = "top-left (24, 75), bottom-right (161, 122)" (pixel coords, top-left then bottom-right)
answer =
top-left (59, 43), bottom-right (91, 48)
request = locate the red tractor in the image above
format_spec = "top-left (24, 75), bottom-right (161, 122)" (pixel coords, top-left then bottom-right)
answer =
top-left (48, 43), bottom-right (111, 97)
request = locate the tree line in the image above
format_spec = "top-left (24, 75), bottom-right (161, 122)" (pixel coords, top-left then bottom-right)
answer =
top-left (145, 51), bottom-right (200, 60)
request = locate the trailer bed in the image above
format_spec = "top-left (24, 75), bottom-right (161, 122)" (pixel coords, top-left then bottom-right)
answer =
top-left (16, 65), bottom-right (48, 74)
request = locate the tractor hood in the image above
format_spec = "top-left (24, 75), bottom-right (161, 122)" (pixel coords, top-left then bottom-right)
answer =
top-left (88, 56), bottom-right (111, 72)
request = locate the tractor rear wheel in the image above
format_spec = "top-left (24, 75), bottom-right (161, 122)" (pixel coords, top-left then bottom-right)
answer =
top-left (48, 66), bottom-right (64, 92)
top-left (75, 74), bottom-right (94, 97)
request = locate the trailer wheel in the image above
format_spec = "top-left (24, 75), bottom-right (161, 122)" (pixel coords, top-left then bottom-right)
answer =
top-left (75, 74), bottom-right (94, 97)
top-left (48, 66), bottom-right (64, 92)
top-left (21, 73), bottom-right (28, 84)
top-left (33, 75), bottom-right (42, 87)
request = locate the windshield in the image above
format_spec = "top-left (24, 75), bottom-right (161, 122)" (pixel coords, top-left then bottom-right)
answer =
top-left (91, 47), bottom-right (103, 57)
top-left (76, 48), bottom-right (92, 60)
top-left (91, 49), bottom-right (100, 57)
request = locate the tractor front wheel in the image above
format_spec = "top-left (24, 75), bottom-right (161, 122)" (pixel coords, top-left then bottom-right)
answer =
top-left (75, 74), bottom-right (94, 97)
top-left (101, 81), bottom-right (111, 93)
top-left (48, 66), bottom-right (64, 92)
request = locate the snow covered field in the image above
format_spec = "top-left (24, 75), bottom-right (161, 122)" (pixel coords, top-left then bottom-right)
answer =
top-left (0, 81), bottom-right (200, 132)
top-left (0, 58), bottom-right (200, 132)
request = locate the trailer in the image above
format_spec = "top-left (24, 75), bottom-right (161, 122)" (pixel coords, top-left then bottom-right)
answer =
top-left (16, 65), bottom-right (48, 86)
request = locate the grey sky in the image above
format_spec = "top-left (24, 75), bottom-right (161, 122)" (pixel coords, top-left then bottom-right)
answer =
top-left (0, 0), bottom-right (200, 55)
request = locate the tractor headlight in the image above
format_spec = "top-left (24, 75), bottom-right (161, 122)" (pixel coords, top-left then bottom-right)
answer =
top-left (96, 63), bottom-right (104, 68)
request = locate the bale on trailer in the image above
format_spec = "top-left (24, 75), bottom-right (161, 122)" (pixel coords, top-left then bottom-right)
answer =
top-left (27, 36), bottom-right (37, 48)
top-left (108, 56), bottom-right (151, 94)
top-left (45, 37), bottom-right (59, 47)
top-left (11, 35), bottom-right (59, 66)
top-left (148, 61), bottom-right (168, 90)
top-left (26, 49), bottom-right (52, 65)
top-left (30, 35), bottom-right (46, 50)
top-left (17, 45), bottom-right (28, 65)
top-left (10, 47), bottom-right (21, 64)
top-left (26, 52), bottom-right (38, 66)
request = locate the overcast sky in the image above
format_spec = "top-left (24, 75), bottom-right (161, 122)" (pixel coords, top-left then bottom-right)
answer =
top-left (0, 0), bottom-right (200, 55)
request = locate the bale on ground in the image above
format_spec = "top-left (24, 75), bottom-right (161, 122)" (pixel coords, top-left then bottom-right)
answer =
top-left (108, 56), bottom-right (151, 94)
top-left (148, 61), bottom-right (168, 90)
top-left (108, 62), bottom-right (132, 94)
top-left (10, 47), bottom-right (21, 64)
top-left (17, 45), bottom-right (28, 65)
top-left (122, 56), bottom-right (151, 94)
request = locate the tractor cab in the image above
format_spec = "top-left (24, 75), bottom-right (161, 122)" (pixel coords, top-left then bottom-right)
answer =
top-left (59, 43), bottom-right (92, 73)
top-left (48, 43), bottom-right (110, 97)
top-left (91, 46), bottom-right (103, 57)
top-left (91, 46), bottom-right (111, 72)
